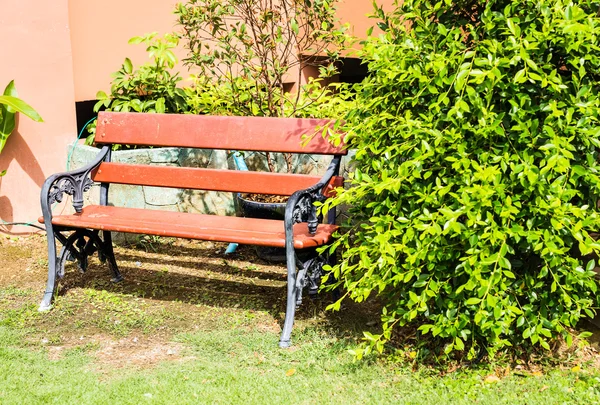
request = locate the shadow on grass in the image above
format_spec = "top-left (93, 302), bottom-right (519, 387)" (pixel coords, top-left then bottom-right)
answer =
top-left (113, 252), bottom-right (283, 281)
top-left (54, 240), bottom-right (379, 343)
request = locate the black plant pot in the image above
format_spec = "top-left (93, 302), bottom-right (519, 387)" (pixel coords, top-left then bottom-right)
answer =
top-left (234, 193), bottom-right (288, 262)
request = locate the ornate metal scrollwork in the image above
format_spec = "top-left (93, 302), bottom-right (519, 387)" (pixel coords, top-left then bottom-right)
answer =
top-left (48, 175), bottom-right (94, 213)
top-left (291, 191), bottom-right (327, 234)
top-left (295, 254), bottom-right (327, 306)
top-left (57, 229), bottom-right (104, 279)
top-left (49, 178), bottom-right (75, 205)
top-left (43, 146), bottom-right (107, 215)
top-left (305, 255), bottom-right (326, 297)
top-left (291, 194), bottom-right (313, 224)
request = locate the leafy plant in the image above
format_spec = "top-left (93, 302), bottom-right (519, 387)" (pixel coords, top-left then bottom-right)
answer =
top-left (175, 0), bottom-right (350, 172)
top-left (185, 74), bottom-right (354, 120)
top-left (86, 33), bottom-right (189, 146)
top-left (323, 0), bottom-right (600, 359)
top-left (0, 81), bottom-right (43, 176)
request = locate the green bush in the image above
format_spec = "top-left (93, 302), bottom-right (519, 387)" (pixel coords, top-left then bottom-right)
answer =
top-left (185, 75), bottom-right (353, 120)
top-left (324, 0), bottom-right (600, 359)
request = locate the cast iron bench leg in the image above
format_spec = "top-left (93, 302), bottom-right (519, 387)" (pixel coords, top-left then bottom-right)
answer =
top-left (39, 225), bottom-right (58, 311)
top-left (103, 231), bottom-right (123, 283)
top-left (279, 245), bottom-right (298, 348)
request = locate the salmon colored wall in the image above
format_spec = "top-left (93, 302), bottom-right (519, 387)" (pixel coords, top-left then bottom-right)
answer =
top-left (68, 0), bottom-right (188, 102)
top-left (69, 0), bottom-right (398, 102)
top-left (0, 0), bottom-right (77, 234)
top-left (337, 0), bottom-right (397, 38)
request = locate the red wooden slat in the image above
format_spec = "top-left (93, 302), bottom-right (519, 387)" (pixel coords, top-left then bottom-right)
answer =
top-left (95, 112), bottom-right (347, 155)
top-left (43, 205), bottom-right (337, 249)
top-left (91, 163), bottom-right (343, 197)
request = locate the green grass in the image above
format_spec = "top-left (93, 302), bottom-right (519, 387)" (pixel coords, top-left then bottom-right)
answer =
top-left (1, 322), bottom-right (599, 405)
top-left (1, 235), bottom-right (600, 404)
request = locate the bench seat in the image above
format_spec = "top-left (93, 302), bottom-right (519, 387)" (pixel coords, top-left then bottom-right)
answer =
top-left (40, 205), bottom-right (337, 249)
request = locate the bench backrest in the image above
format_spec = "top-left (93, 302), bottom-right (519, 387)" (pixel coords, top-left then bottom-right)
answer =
top-left (92, 112), bottom-right (346, 197)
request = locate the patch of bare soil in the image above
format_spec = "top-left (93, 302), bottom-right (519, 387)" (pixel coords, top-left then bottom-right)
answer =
top-left (44, 333), bottom-right (193, 372)
top-left (94, 337), bottom-right (191, 369)
top-left (0, 233), bottom-right (48, 287)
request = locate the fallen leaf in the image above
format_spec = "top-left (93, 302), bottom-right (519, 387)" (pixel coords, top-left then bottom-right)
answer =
top-left (540, 385), bottom-right (549, 392)
top-left (484, 374), bottom-right (500, 383)
top-left (286, 368), bottom-right (296, 377)
top-left (532, 371), bottom-right (544, 377)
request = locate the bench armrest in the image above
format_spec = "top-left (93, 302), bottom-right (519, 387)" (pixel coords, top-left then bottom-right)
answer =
top-left (40, 146), bottom-right (110, 221)
top-left (284, 155), bottom-right (342, 239)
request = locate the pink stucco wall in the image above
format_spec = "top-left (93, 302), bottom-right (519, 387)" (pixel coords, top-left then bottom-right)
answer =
top-left (0, 0), bottom-right (77, 234)
top-left (69, 0), bottom-right (397, 102)
top-left (69, 0), bottom-right (187, 102)
top-left (337, 0), bottom-right (396, 38)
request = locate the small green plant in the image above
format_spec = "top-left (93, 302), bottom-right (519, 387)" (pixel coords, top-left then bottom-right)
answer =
top-left (136, 234), bottom-right (166, 253)
top-left (0, 81), bottom-right (43, 176)
top-left (86, 33), bottom-right (189, 146)
top-left (324, 0), bottom-right (600, 360)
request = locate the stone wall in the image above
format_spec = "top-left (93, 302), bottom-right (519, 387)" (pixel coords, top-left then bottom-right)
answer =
top-left (69, 143), bottom-right (352, 217)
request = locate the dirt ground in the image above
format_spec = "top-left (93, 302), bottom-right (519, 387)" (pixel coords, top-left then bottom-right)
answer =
top-left (0, 233), bottom-right (374, 370)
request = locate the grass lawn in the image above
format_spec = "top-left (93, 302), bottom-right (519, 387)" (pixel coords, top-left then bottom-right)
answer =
top-left (1, 234), bottom-right (599, 404)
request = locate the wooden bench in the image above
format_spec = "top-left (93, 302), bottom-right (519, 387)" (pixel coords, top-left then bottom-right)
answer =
top-left (38, 111), bottom-right (346, 347)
